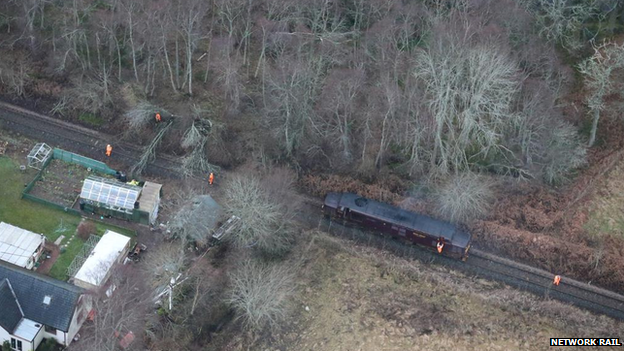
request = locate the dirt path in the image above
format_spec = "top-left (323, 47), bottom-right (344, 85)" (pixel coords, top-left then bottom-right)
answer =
top-left (36, 243), bottom-right (60, 275)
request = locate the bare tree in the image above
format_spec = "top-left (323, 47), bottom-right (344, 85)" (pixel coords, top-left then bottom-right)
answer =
top-left (224, 174), bottom-right (294, 257)
top-left (520, 0), bottom-right (597, 52)
top-left (414, 27), bottom-right (520, 174)
top-left (577, 41), bottom-right (624, 147)
top-left (143, 241), bottom-right (188, 290)
top-left (0, 60), bottom-right (30, 97)
top-left (124, 101), bottom-right (168, 130)
top-left (79, 266), bottom-right (151, 351)
top-left (434, 172), bottom-right (494, 223)
top-left (541, 121), bottom-right (587, 185)
top-left (264, 55), bottom-right (325, 157)
top-left (226, 259), bottom-right (295, 332)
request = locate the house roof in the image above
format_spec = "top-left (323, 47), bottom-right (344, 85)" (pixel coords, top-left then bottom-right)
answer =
top-left (170, 195), bottom-right (222, 243)
top-left (0, 278), bottom-right (23, 333)
top-left (0, 222), bottom-right (46, 268)
top-left (74, 230), bottom-right (131, 287)
top-left (0, 260), bottom-right (84, 332)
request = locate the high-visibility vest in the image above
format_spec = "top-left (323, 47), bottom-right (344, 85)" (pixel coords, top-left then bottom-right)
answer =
top-left (553, 275), bottom-right (561, 285)
top-left (437, 242), bottom-right (444, 253)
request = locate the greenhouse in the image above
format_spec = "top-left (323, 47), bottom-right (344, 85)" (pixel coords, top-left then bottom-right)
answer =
top-left (79, 176), bottom-right (162, 225)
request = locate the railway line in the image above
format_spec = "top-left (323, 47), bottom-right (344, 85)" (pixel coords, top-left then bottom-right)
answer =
top-left (1, 101), bottom-right (624, 320)
top-left (299, 196), bottom-right (624, 320)
top-left (0, 101), bottom-right (183, 178)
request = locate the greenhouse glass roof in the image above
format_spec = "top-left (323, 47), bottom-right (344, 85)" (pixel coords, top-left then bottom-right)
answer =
top-left (80, 176), bottom-right (141, 211)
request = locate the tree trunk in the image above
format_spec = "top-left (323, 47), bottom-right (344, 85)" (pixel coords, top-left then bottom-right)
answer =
top-left (588, 108), bottom-right (600, 147)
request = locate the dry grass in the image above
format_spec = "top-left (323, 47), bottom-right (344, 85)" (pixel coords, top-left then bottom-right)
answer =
top-left (585, 163), bottom-right (624, 239)
top-left (214, 232), bottom-right (623, 351)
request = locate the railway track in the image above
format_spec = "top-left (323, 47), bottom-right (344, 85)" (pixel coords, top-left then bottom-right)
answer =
top-left (297, 196), bottom-right (624, 320)
top-left (0, 101), bottom-right (183, 178)
top-left (2, 101), bottom-right (624, 320)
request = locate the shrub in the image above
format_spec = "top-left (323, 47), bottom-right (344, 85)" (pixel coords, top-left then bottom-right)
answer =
top-left (76, 220), bottom-right (97, 241)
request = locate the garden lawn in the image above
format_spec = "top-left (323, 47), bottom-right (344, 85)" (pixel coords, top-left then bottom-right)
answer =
top-left (0, 156), bottom-right (135, 280)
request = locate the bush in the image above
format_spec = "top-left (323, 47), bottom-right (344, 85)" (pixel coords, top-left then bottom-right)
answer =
top-left (37, 339), bottom-right (61, 351)
top-left (226, 259), bottom-right (295, 332)
top-left (2, 341), bottom-right (11, 351)
top-left (542, 121), bottom-right (587, 186)
top-left (76, 220), bottom-right (97, 241)
top-left (434, 172), bottom-right (494, 223)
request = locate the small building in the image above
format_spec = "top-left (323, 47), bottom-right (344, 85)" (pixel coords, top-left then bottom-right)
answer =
top-left (79, 176), bottom-right (162, 225)
top-left (0, 260), bottom-right (90, 350)
top-left (72, 230), bottom-right (131, 291)
top-left (0, 223), bottom-right (46, 270)
top-left (168, 195), bottom-right (223, 246)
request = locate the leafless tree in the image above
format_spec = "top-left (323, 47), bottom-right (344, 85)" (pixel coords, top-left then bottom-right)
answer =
top-left (414, 26), bottom-right (520, 174)
top-left (124, 101), bottom-right (167, 131)
top-left (264, 55), bottom-right (325, 157)
top-left (224, 174), bottom-right (295, 257)
top-left (519, 0), bottom-right (597, 52)
top-left (226, 259), bottom-right (295, 332)
top-left (434, 172), bottom-right (494, 223)
top-left (577, 41), bottom-right (624, 147)
top-left (78, 266), bottom-right (151, 351)
top-left (143, 241), bottom-right (188, 290)
top-left (0, 60), bottom-right (30, 97)
top-left (541, 121), bottom-right (587, 185)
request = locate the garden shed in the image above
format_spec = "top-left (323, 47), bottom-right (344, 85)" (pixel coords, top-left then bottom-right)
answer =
top-left (72, 230), bottom-right (131, 290)
top-left (0, 222), bottom-right (46, 269)
top-left (79, 176), bottom-right (162, 225)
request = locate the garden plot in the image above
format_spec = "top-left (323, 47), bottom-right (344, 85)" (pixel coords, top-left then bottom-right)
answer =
top-left (29, 159), bottom-right (92, 208)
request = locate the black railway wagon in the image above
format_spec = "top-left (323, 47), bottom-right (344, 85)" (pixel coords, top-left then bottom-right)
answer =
top-left (323, 192), bottom-right (471, 260)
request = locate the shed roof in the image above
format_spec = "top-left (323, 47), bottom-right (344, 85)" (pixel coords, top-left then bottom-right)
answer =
top-left (0, 278), bottom-right (23, 333)
top-left (80, 176), bottom-right (141, 211)
top-left (0, 260), bottom-right (83, 332)
top-left (138, 181), bottom-right (162, 213)
top-left (0, 222), bottom-right (45, 268)
top-left (74, 230), bottom-right (131, 287)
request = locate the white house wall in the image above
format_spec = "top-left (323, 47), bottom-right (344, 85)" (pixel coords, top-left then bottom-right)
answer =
top-left (0, 326), bottom-right (36, 351)
top-left (0, 324), bottom-right (10, 347)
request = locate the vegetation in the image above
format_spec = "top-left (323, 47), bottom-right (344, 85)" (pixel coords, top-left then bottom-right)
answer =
top-left (0, 156), bottom-right (134, 280)
top-left (1, 0), bottom-right (624, 350)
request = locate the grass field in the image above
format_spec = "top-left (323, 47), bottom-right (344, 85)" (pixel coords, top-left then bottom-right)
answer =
top-left (0, 156), bottom-right (134, 280)
top-left (585, 162), bottom-right (624, 239)
top-left (224, 232), bottom-right (623, 351)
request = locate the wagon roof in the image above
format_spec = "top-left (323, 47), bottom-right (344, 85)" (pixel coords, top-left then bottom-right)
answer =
top-left (334, 193), bottom-right (471, 245)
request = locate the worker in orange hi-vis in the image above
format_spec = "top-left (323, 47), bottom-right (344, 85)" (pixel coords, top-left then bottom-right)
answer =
top-left (155, 112), bottom-right (162, 123)
top-left (436, 238), bottom-right (445, 254)
top-left (553, 275), bottom-right (561, 286)
top-left (209, 172), bottom-right (215, 185)
top-left (106, 144), bottom-right (113, 157)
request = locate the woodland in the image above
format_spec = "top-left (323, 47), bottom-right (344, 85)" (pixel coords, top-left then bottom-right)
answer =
top-left (1, 0), bottom-right (624, 350)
